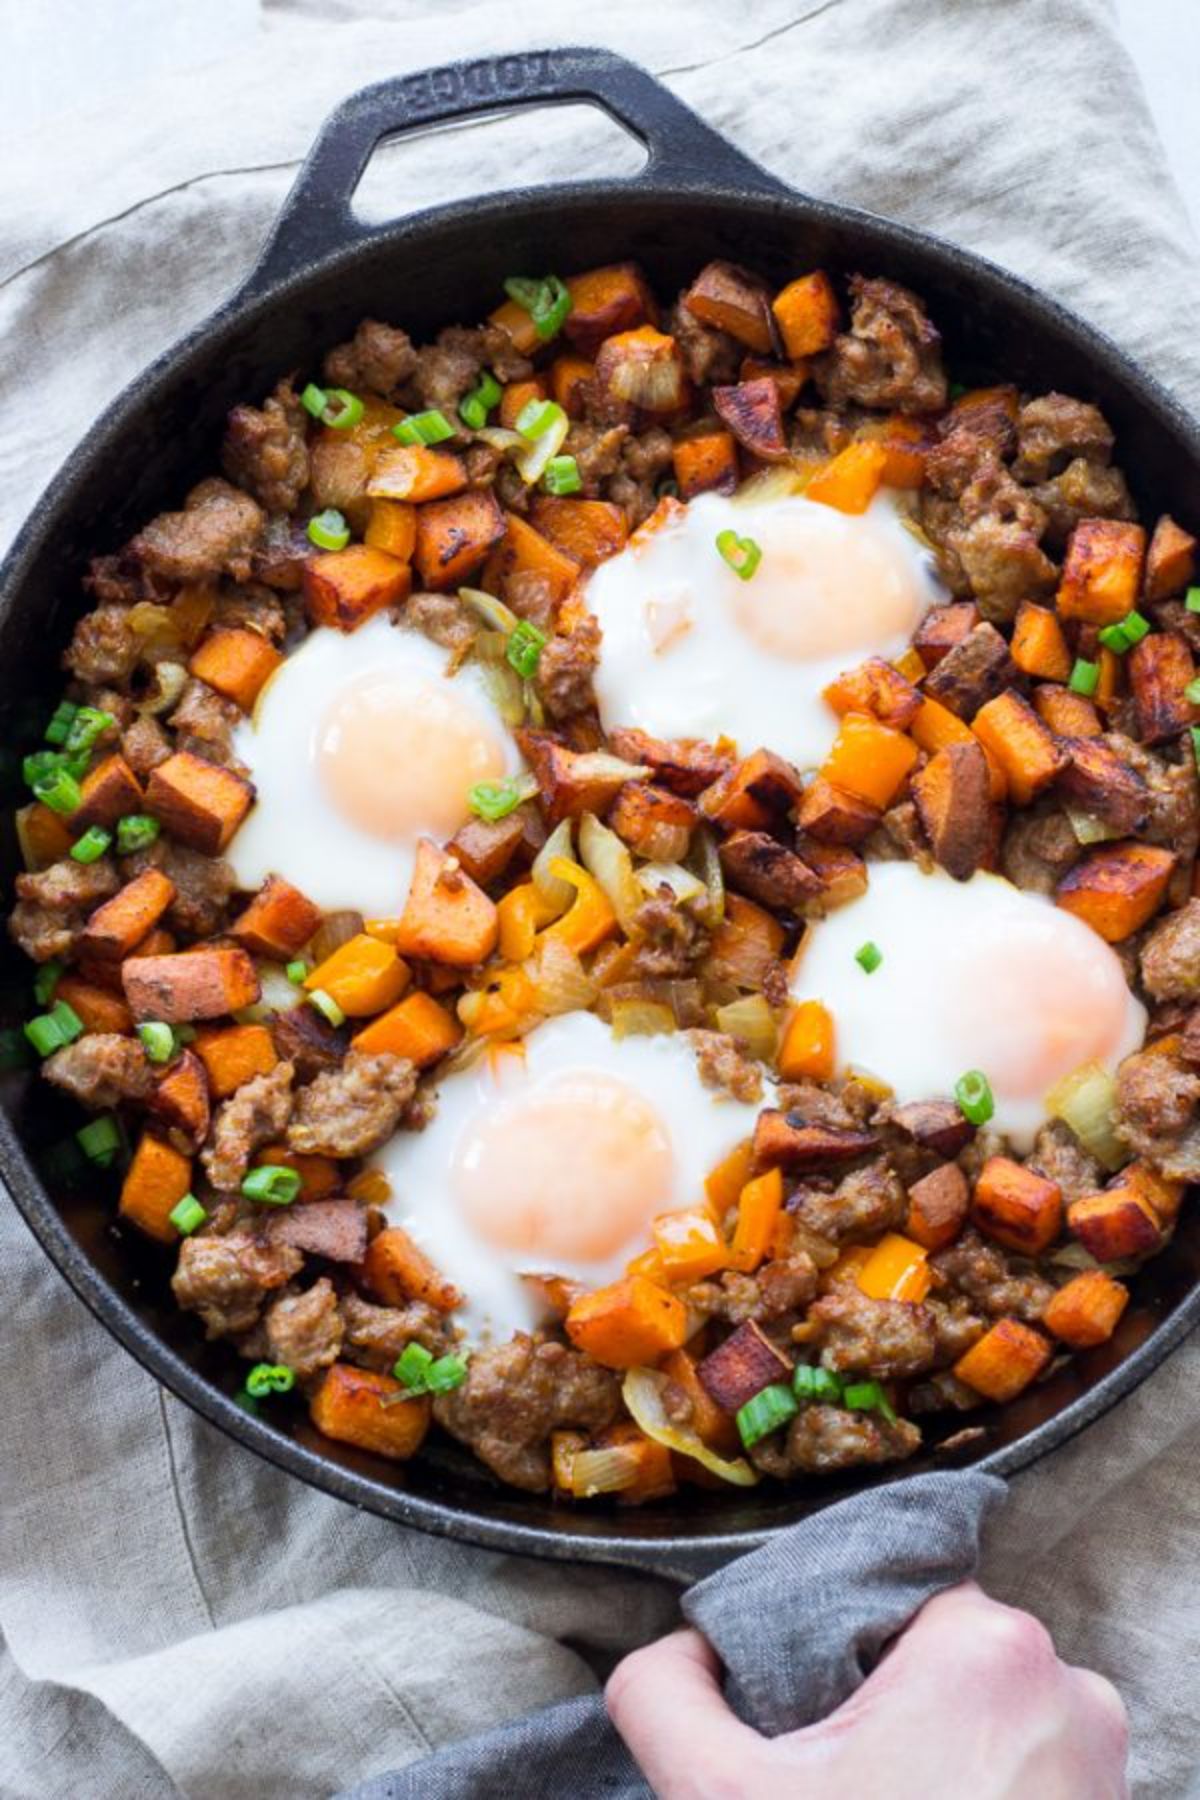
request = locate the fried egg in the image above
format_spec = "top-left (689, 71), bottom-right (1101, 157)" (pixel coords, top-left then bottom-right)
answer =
top-left (792, 863), bottom-right (1146, 1147)
top-left (228, 614), bottom-right (521, 916)
top-left (585, 488), bottom-right (943, 768)
top-left (370, 1011), bottom-right (765, 1346)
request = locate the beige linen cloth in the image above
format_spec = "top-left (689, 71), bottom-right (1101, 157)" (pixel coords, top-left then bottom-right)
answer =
top-left (2, 2), bottom-right (1199, 1794)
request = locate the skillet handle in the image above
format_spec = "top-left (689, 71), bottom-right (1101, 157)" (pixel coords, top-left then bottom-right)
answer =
top-left (242, 46), bottom-right (787, 297)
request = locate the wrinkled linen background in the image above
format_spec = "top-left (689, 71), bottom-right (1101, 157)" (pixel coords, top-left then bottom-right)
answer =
top-left (2, 1), bottom-right (1199, 1794)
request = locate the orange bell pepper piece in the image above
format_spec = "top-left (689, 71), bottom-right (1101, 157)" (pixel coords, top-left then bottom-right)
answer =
top-left (856, 1233), bottom-right (932, 1303)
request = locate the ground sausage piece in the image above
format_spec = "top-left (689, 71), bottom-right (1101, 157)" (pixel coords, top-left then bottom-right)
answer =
top-left (130, 479), bottom-right (265, 585)
top-left (410, 328), bottom-right (485, 415)
top-left (669, 300), bottom-right (742, 386)
top-left (1031, 458), bottom-right (1134, 550)
top-left (167, 678), bottom-right (244, 768)
top-left (9, 857), bottom-right (120, 961)
top-left (1012, 393), bottom-right (1115, 483)
top-left (1140, 898), bottom-right (1200, 1001)
top-left (122, 714), bottom-right (172, 779)
top-left (1001, 803), bottom-right (1082, 896)
top-left (629, 891), bottom-right (710, 976)
top-left (262, 1278), bottom-right (344, 1379)
top-left (1114, 1045), bottom-right (1200, 1179)
top-left (689, 1029), bottom-right (763, 1103)
top-left (925, 1296), bottom-right (986, 1364)
top-left (565, 421), bottom-right (629, 494)
top-left (202, 1062), bottom-right (295, 1193)
top-left (222, 379), bottom-right (310, 515)
top-left (607, 428), bottom-right (675, 527)
top-left (809, 1291), bottom-right (938, 1379)
top-left (339, 1291), bottom-right (451, 1369)
top-left (405, 592), bottom-right (476, 657)
top-left (931, 1230), bottom-right (1053, 1323)
top-left (751, 1404), bottom-right (921, 1477)
top-left (63, 605), bottom-right (142, 686)
top-left (789, 1159), bottom-right (907, 1245)
top-left (1027, 1121), bottom-right (1102, 1205)
top-left (172, 1230), bottom-right (302, 1337)
top-left (323, 319), bottom-right (418, 397)
top-left (125, 839), bottom-right (238, 938)
top-left (935, 458), bottom-right (1057, 622)
top-left (432, 1334), bottom-right (621, 1492)
top-left (536, 617), bottom-right (600, 721)
top-left (287, 1051), bottom-right (417, 1158)
top-left (816, 275), bottom-right (947, 414)
top-left (214, 583), bottom-right (289, 644)
top-left (43, 1034), bottom-right (155, 1108)
top-left (688, 1253), bottom-right (818, 1326)
top-left (269, 1006), bottom-right (348, 1080)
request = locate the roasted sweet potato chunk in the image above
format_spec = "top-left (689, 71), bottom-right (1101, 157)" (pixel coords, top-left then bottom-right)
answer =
top-left (922, 623), bottom-right (1017, 720)
top-left (79, 868), bottom-right (176, 961)
top-left (953, 1318), bottom-right (1052, 1402)
top-left (1058, 519), bottom-right (1146, 624)
top-left (972, 1156), bottom-right (1063, 1255)
top-left (1056, 842), bottom-right (1175, 942)
top-left (913, 602), bottom-right (978, 670)
top-left (752, 1108), bottom-right (878, 1170)
top-left (972, 689), bottom-right (1067, 805)
top-left (310, 1364), bottom-right (432, 1460)
top-left (362, 1224), bottom-right (463, 1312)
top-left (231, 874), bottom-right (322, 959)
top-left (801, 841), bottom-right (868, 914)
top-left (698, 1320), bottom-right (792, 1413)
top-left (911, 740), bottom-right (991, 881)
top-left (565, 1275), bottom-right (688, 1368)
top-left (150, 1047), bottom-right (211, 1147)
top-left (719, 830), bottom-right (821, 910)
top-left (528, 496), bottom-right (628, 568)
top-left (1127, 631), bottom-right (1198, 744)
top-left (146, 750), bottom-right (254, 854)
top-left (806, 442), bottom-right (889, 515)
top-left (607, 781), bottom-right (697, 862)
top-left (712, 377), bottom-right (787, 461)
top-left (518, 730), bottom-right (649, 825)
top-left (122, 945), bottom-right (260, 1023)
top-left (698, 747), bottom-right (805, 830)
top-left (684, 260), bottom-right (774, 352)
top-left (351, 990), bottom-right (462, 1066)
top-left (368, 444), bottom-right (466, 502)
top-left (1056, 738), bottom-right (1148, 834)
top-left (771, 270), bottom-right (839, 359)
top-left (303, 544), bottom-right (412, 630)
top-left (188, 627), bottom-right (282, 711)
top-left (608, 728), bottom-right (731, 797)
top-left (1043, 1270), bottom-right (1129, 1348)
top-left (52, 975), bottom-right (134, 1036)
top-left (479, 508), bottom-right (577, 607)
top-left (392, 838), bottom-right (498, 967)
top-left (824, 658), bottom-right (922, 731)
top-left (889, 1099), bottom-right (975, 1157)
top-left (671, 429), bottom-right (739, 499)
top-left (795, 777), bottom-right (881, 847)
top-left (1010, 602), bottom-right (1072, 682)
top-left (820, 713), bottom-right (919, 810)
top-left (363, 498), bottom-right (417, 561)
top-left (905, 1162), bottom-right (969, 1252)
top-left (594, 326), bottom-right (687, 414)
top-left (193, 1022), bottom-right (278, 1099)
top-left (72, 754), bottom-right (144, 832)
top-left (446, 810), bottom-right (530, 886)
top-left (1033, 684), bottom-right (1102, 738)
top-left (705, 893), bottom-right (784, 989)
top-left (564, 262), bottom-right (657, 355)
top-left (549, 353), bottom-right (595, 417)
top-left (415, 488), bottom-right (507, 592)
top-left (119, 1132), bottom-right (193, 1244)
top-left (1143, 514), bottom-right (1197, 601)
top-left (741, 357), bottom-right (808, 411)
top-left (1067, 1185), bottom-right (1162, 1261)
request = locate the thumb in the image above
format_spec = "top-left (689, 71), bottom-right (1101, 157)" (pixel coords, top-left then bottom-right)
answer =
top-left (606, 1628), bottom-right (763, 1797)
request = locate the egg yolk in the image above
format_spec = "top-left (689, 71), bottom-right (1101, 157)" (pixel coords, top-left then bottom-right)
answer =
top-left (318, 669), bottom-right (507, 841)
top-left (728, 504), bottom-right (926, 660)
top-left (452, 1071), bottom-right (674, 1265)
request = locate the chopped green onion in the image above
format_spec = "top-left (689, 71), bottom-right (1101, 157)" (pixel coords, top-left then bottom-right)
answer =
top-left (1186, 679), bottom-right (1200, 706)
top-left (955, 1068), bottom-right (995, 1125)
top-left (855, 941), bottom-right (882, 974)
top-left (32, 766), bottom-right (82, 815)
top-left (842, 1379), bottom-right (897, 1424)
top-left (321, 388), bottom-right (364, 430)
top-left (307, 987), bottom-right (346, 1029)
top-left (64, 706), bottom-right (115, 758)
top-left (793, 1364), bottom-right (843, 1404)
top-left (76, 1113), bottom-right (122, 1167)
top-left (24, 1000), bottom-right (84, 1057)
top-left (169, 1194), bottom-right (207, 1236)
top-left (1097, 622), bottom-right (1131, 654)
top-left (393, 409), bottom-right (455, 446)
top-left (389, 1342), bottom-right (468, 1397)
top-left (307, 509), bottom-right (351, 552)
top-left (24, 749), bottom-right (66, 789)
top-left (1187, 588), bottom-right (1200, 614)
top-left (286, 959), bottom-right (309, 984)
top-left (542, 455), bottom-right (582, 496)
top-left (44, 700), bottom-right (79, 745)
top-left (503, 274), bottom-right (571, 341)
top-left (506, 619), bottom-right (547, 680)
top-left (715, 529), bottom-right (762, 582)
top-left (515, 398), bottom-right (566, 441)
top-left (0, 1027), bottom-right (33, 1072)
top-left (1120, 610), bottom-right (1150, 646)
top-left (736, 1383), bottom-right (798, 1449)
top-left (70, 825), bottom-right (112, 864)
top-left (393, 1342), bottom-right (434, 1389)
top-left (33, 960), bottom-right (63, 1006)
top-left (459, 371), bottom-right (502, 431)
top-left (426, 1353), bottom-right (469, 1394)
top-left (116, 814), bottom-right (161, 854)
top-left (468, 774), bottom-right (538, 822)
top-left (1191, 726), bottom-right (1200, 773)
top-left (300, 382), bottom-right (328, 419)
top-left (245, 1362), bottom-right (296, 1397)
top-left (1068, 658), bottom-right (1099, 696)
top-left (138, 1021), bottom-right (177, 1064)
top-left (241, 1163), bottom-right (302, 1206)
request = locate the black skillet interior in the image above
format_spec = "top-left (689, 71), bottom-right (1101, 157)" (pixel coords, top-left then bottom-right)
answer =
top-left (2, 48), bottom-right (1198, 1577)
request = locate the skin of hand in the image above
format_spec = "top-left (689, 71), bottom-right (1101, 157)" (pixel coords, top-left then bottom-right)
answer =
top-left (606, 1580), bottom-right (1129, 1800)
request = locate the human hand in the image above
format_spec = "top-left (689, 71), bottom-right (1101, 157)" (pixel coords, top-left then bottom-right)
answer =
top-left (606, 1580), bottom-right (1128, 1799)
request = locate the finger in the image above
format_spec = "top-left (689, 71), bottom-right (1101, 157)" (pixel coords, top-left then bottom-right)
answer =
top-left (1067, 1665), bottom-right (1131, 1762)
top-left (606, 1628), bottom-right (763, 1797)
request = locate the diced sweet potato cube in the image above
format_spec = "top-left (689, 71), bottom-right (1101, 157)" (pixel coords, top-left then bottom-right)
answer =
top-left (719, 829), bottom-right (822, 910)
top-left (479, 509), bottom-right (578, 607)
top-left (972, 689), bottom-right (1067, 805)
top-left (447, 810), bottom-right (531, 886)
top-left (362, 1224), bottom-right (463, 1311)
top-left (489, 296), bottom-right (541, 356)
top-left (1011, 602), bottom-right (1072, 682)
top-left (972, 1156), bottom-right (1063, 1254)
top-left (146, 750), bottom-right (254, 854)
top-left (771, 271), bottom-right (839, 359)
top-left (914, 602), bottom-right (978, 669)
top-left (698, 747), bottom-right (805, 831)
top-left (16, 800), bottom-right (74, 870)
top-left (671, 429), bottom-right (739, 500)
top-left (565, 1275), bottom-right (688, 1368)
top-left (150, 1047), bottom-right (211, 1146)
top-left (806, 442), bottom-right (889, 515)
top-left (740, 356), bottom-right (809, 411)
top-left (549, 354), bottom-right (595, 417)
top-left (71, 754), bottom-right (144, 831)
top-left (392, 839), bottom-right (497, 968)
top-left (752, 1108), bottom-right (878, 1170)
top-left (1143, 514), bottom-right (1197, 601)
top-left (79, 868), bottom-right (176, 961)
top-left (564, 262), bottom-right (657, 355)
top-left (1056, 737), bottom-right (1148, 834)
top-left (1058, 519), bottom-right (1147, 624)
top-left (906, 1162), bottom-right (969, 1252)
top-left (352, 990), bottom-right (463, 1066)
top-left (712, 377), bottom-right (787, 461)
top-left (1067, 1186), bottom-right (1162, 1261)
top-left (304, 933), bottom-right (409, 1017)
top-left (368, 444), bottom-right (466, 503)
top-left (1128, 631), bottom-right (1198, 744)
top-left (911, 740), bottom-right (992, 881)
top-left (795, 777), bottom-right (881, 847)
top-left (257, 1143), bottom-right (340, 1201)
top-left (231, 874), bottom-right (322, 959)
top-left (1127, 1161), bottom-right (1185, 1224)
top-left (1056, 842), bottom-right (1175, 942)
top-left (122, 946), bottom-right (260, 1023)
top-left (309, 1364), bottom-right (432, 1460)
top-left (528, 496), bottom-right (628, 568)
top-left (119, 1133), bottom-right (193, 1244)
top-left (193, 1022), bottom-right (278, 1099)
top-left (819, 712), bottom-right (919, 810)
top-left (518, 730), bottom-right (649, 825)
top-left (1033, 684), bottom-right (1103, 738)
top-left (363, 498), bottom-right (417, 561)
top-left (953, 1318), bottom-right (1052, 1402)
top-left (697, 1319), bottom-right (791, 1413)
top-left (302, 544), bottom-right (412, 630)
top-left (415, 488), bottom-right (507, 592)
top-left (704, 893), bottom-right (784, 989)
top-left (823, 657), bottom-right (922, 730)
top-left (189, 628), bottom-right (282, 712)
top-left (595, 326), bottom-right (688, 414)
top-left (607, 781), bottom-right (696, 862)
top-left (1043, 1270), bottom-right (1129, 1348)
top-left (801, 841), bottom-right (869, 914)
top-left (683, 260), bottom-right (774, 352)
top-left (855, 413), bottom-right (928, 488)
top-left (52, 975), bottom-right (134, 1036)
top-left (661, 1348), bottom-right (740, 1455)
top-left (608, 727), bottom-right (731, 797)
top-left (497, 377), bottom-right (547, 430)
top-left (890, 1099), bottom-right (976, 1157)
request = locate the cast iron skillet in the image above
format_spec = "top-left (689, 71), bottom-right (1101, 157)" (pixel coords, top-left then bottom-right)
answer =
top-left (1, 48), bottom-right (1198, 1581)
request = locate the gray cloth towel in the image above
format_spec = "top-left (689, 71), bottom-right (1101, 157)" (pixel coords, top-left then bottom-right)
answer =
top-left (340, 1473), bottom-right (1005, 1796)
